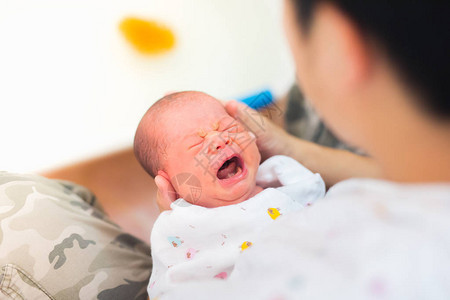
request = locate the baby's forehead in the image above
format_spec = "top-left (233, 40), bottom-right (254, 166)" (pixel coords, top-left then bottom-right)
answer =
top-left (164, 112), bottom-right (234, 143)
top-left (165, 96), bottom-right (227, 120)
top-left (168, 109), bottom-right (232, 133)
top-left (154, 92), bottom-right (235, 138)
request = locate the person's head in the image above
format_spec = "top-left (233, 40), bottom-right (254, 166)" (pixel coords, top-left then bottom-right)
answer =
top-left (284, 0), bottom-right (449, 180)
top-left (134, 91), bottom-right (261, 207)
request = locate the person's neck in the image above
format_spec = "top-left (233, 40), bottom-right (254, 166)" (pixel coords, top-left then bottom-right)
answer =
top-left (380, 127), bottom-right (450, 183)
top-left (357, 57), bottom-right (450, 184)
top-left (369, 89), bottom-right (450, 183)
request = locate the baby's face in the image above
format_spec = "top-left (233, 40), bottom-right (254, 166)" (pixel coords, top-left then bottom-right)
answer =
top-left (161, 98), bottom-right (261, 207)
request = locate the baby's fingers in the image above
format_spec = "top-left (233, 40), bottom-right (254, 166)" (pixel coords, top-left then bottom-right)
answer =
top-left (155, 175), bottom-right (177, 211)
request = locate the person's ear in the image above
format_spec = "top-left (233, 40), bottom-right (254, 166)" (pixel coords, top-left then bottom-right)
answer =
top-left (313, 3), bottom-right (372, 93)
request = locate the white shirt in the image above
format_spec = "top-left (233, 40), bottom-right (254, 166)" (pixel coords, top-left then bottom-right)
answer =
top-left (158, 178), bottom-right (450, 299)
top-left (148, 155), bottom-right (325, 298)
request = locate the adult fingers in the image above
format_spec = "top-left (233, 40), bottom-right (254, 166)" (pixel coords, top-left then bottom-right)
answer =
top-left (225, 100), bottom-right (290, 161)
top-left (154, 175), bottom-right (177, 212)
top-left (224, 100), bottom-right (270, 137)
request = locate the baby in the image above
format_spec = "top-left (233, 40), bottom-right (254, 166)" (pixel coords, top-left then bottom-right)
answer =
top-left (134, 91), bottom-right (263, 208)
top-left (134, 91), bottom-right (325, 298)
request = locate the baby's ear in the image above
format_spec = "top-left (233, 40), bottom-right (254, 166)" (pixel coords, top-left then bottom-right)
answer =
top-left (157, 170), bottom-right (170, 181)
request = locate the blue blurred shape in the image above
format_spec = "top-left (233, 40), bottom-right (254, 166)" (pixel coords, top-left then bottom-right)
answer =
top-left (238, 89), bottom-right (274, 110)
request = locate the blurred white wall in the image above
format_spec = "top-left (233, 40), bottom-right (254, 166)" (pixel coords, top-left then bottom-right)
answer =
top-left (0, 0), bottom-right (295, 173)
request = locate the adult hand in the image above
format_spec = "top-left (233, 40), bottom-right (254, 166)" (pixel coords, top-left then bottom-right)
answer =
top-left (154, 175), bottom-right (178, 211)
top-left (224, 100), bottom-right (292, 161)
top-left (224, 100), bottom-right (382, 187)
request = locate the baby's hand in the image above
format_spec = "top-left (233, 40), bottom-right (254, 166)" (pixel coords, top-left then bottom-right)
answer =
top-left (154, 175), bottom-right (177, 211)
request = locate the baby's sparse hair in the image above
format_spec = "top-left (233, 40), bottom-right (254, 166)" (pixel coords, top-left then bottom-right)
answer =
top-left (134, 91), bottom-right (215, 177)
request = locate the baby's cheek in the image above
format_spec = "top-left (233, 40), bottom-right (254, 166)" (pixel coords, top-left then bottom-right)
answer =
top-left (175, 184), bottom-right (200, 205)
top-left (176, 185), bottom-right (189, 200)
top-left (170, 172), bottom-right (204, 204)
top-left (245, 142), bottom-right (261, 165)
top-left (234, 131), bottom-right (252, 147)
top-left (188, 181), bottom-right (223, 208)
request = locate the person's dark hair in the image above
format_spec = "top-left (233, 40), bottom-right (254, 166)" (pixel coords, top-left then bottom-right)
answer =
top-left (291, 0), bottom-right (450, 117)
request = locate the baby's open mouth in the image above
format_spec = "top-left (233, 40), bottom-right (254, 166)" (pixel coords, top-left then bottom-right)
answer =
top-left (217, 156), bottom-right (243, 180)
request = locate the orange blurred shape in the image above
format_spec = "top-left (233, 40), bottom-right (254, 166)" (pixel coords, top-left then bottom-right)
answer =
top-left (119, 17), bottom-right (175, 54)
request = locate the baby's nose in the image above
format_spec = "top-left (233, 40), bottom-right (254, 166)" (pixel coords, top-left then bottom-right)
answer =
top-left (207, 132), bottom-right (231, 154)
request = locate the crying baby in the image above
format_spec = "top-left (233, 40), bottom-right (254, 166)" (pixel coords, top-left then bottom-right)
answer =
top-left (134, 91), bottom-right (263, 208)
top-left (134, 91), bottom-right (326, 298)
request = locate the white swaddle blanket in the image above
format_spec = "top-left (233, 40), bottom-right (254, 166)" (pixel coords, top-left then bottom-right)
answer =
top-left (148, 155), bottom-right (325, 298)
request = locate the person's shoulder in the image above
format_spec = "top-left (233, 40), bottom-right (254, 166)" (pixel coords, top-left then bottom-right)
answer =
top-left (319, 178), bottom-right (450, 242)
top-left (259, 178), bottom-right (450, 281)
top-left (270, 178), bottom-right (450, 244)
top-left (326, 178), bottom-right (450, 204)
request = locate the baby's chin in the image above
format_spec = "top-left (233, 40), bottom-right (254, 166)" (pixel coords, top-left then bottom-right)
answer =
top-left (195, 180), bottom-right (257, 208)
top-left (171, 174), bottom-right (255, 207)
top-left (195, 195), bottom-right (247, 208)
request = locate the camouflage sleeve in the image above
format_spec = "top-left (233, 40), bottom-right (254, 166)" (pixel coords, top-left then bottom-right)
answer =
top-left (0, 172), bottom-right (151, 300)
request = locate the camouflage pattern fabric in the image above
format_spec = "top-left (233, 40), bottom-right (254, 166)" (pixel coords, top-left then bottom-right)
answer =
top-left (0, 172), bottom-right (151, 299)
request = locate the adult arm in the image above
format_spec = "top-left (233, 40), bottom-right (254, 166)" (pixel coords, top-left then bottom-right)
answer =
top-left (225, 100), bottom-right (382, 188)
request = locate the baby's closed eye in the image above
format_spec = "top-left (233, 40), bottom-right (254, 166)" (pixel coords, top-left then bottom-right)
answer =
top-left (188, 138), bottom-right (204, 150)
